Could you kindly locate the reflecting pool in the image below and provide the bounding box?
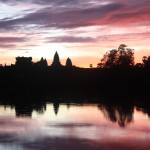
[0,100,150,150]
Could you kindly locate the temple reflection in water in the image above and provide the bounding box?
[0,96,150,128]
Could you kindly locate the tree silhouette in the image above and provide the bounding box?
[134,63,143,69]
[98,44,134,68]
[117,44,134,67]
[101,49,118,68]
[89,64,93,68]
[97,62,104,68]
[142,56,150,68]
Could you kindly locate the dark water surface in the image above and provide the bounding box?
[0,95,150,150]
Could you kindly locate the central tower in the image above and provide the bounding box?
[51,51,62,67]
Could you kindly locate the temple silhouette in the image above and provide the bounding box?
[66,57,72,68]
[0,47,149,94]
[51,51,73,68]
[14,51,73,68]
[51,51,62,67]
[15,57,33,67]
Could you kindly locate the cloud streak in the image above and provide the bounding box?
[0,44,16,48]
[0,37,28,48]
[0,37,27,42]
[46,36,96,43]
[0,3,125,30]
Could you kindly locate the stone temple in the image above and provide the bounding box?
[51,51,62,67]
[51,51,73,68]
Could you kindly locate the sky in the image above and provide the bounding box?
[0,0,150,67]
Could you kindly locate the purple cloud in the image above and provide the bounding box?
[0,37,27,43]
[0,0,150,32]
[0,44,16,48]
[46,36,96,43]
[0,3,125,30]
[0,37,28,48]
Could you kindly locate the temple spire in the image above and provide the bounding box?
[66,57,72,67]
[51,51,62,67]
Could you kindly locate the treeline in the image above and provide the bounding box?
[97,44,150,69]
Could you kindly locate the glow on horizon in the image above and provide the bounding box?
[0,42,149,68]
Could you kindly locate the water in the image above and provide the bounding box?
[0,100,150,150]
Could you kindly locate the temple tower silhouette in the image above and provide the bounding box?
[51,51,62,67]
[66,57,72,67]
[15,57,32,68]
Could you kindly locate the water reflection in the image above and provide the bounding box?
[15,102,46,117]
[53,102,59,115]
[1,99,150,127]
[98,104,134,127]
[0,97,150,149]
